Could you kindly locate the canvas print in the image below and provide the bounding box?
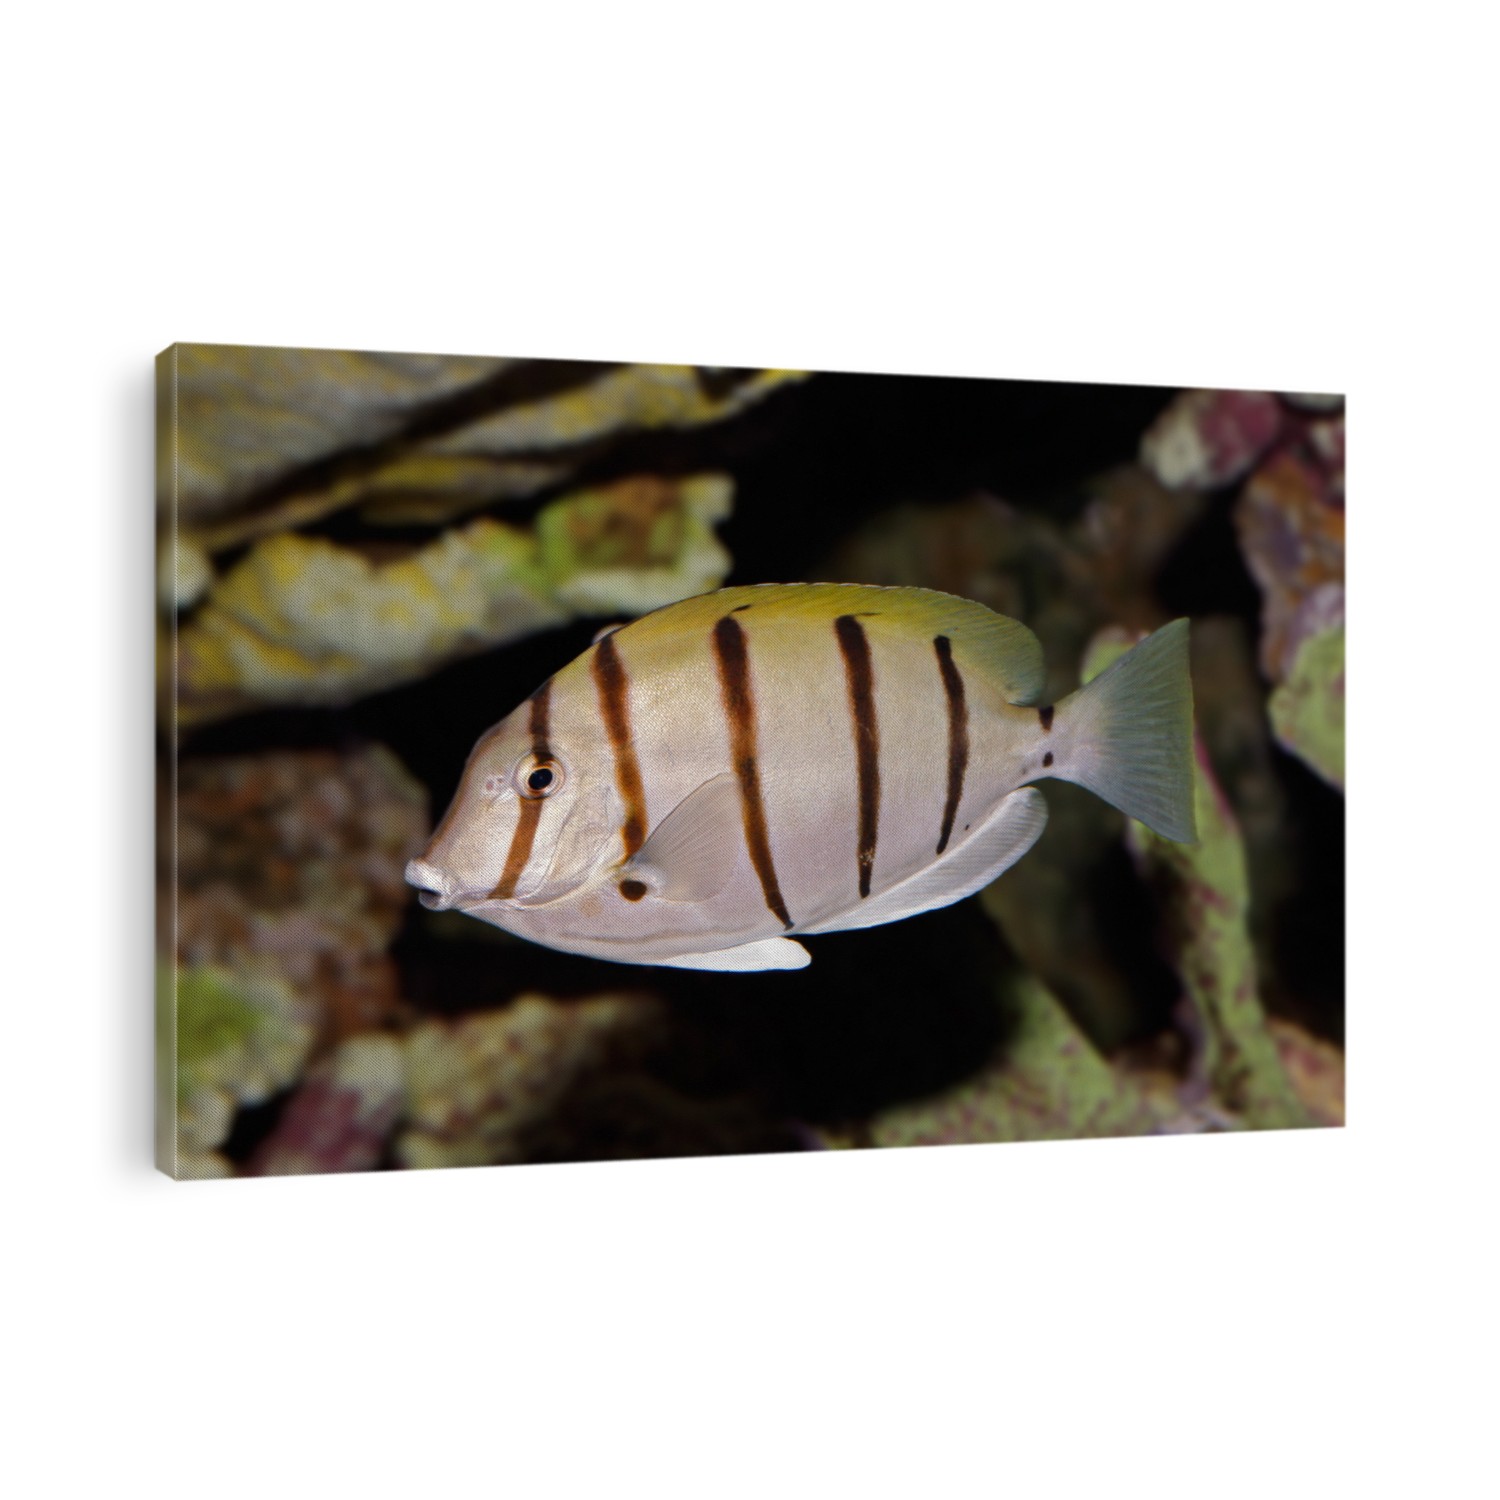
[155,345,1344,1179]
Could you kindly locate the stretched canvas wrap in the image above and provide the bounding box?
[155,344,1345,1180]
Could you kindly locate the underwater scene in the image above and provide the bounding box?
[155,345,1344,1179]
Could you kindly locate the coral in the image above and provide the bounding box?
[159,344,512,527]
[1142,385,1346,790]
[168,473,732,725]
[1185,616,1300,989]
[1268,1019,1345,1126]
[397,994,661,1170]
[169,745,429,1053]
[157,344,805,551]
[1081,631,1313,1131]
[247,1034,407,1176]
[1234,449,1345,682]
[978,784,1142,1052]
[1268,622,1345,790]
[164,963,316,1179]
[862,971,1166,1148]
[1140,389,1285,491]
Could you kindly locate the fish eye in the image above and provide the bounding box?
[514,752,565,800]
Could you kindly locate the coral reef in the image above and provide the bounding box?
[858,972,1166,1148]
[159,345,804,548]
[1140,388,1284,492]
[1268,620,1345,791]
[1140,386,1346,787]
[167,746,429,1049]
[397,995,661,1170]
[156,362,1344,1178]
[168,473,733,725]
[163,963,316,1179]
[1082,630,1311,1130]
[247,1035,406,1177]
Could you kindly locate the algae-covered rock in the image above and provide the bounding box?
[1140,388,1284,491]
[169,745,429,1048]
[158,343,805,550]
[1268,622,1345,790]
[169,472,732,725]
[978,784,1141,1052]
[1268,1019,1345,1126]
[1234,449,1345,683]
[247,1034,407,1177]
[160,344,513,527]
[397,994,661,1170]
[162,963,317,1179]
[1187,616,1300,995]
[1081,630,1314,1131]
[864,972,1167,1148]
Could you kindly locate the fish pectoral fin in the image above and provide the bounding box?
[654,937,812,972]
[622,773,743,903]
[800,786,1050,935]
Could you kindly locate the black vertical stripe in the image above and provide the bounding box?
[592,632,648,858]
[490,680,554,900]
[711,615,793,929]
[934,635,969,856]
[834,614,880,898]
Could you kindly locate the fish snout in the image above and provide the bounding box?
[405,857,460,911]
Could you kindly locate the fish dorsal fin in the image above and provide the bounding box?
[616,582,1046,705]
[622,773,743,903]
[800,786,1050,935]
[655,937,811,972]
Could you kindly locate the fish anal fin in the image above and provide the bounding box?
[801,786,1049,935]
[655,937,811,972]
[623,773,743,903]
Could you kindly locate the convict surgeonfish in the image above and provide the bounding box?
[405,583,1195,972]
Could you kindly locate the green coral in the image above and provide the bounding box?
[162,963,316,1179]
[1082,631,1312,1130]
[868,971,1164,1148]
[1268,623,1344,790]
[398,994,656,1170]
[170,472,734,725]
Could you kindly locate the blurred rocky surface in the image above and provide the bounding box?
[396,994,663,1170]
[1235,450,1345,683]
[157,344,804,548]
[1268,1018,1346,1127]
[159,346,511,524]
[246,1034,407,1177]
[1084,630,1312,1130]
[167,472,733,726]
[1268,620,1345,790]
[1139,385,1346,791]
[165,745,429,1057]
[1187,616,1300,987]
[852,972,1167,1148]
[162,963,316,1180]
[1140,388,1284,491]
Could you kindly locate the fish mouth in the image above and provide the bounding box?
[405,858,477,912]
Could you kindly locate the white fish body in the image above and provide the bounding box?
[405,583,1195,971]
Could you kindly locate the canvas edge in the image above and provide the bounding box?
[154,344,179,1179]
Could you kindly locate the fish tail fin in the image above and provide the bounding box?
[1049,619,1196,842]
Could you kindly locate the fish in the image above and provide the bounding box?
[405,583,1195,972]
